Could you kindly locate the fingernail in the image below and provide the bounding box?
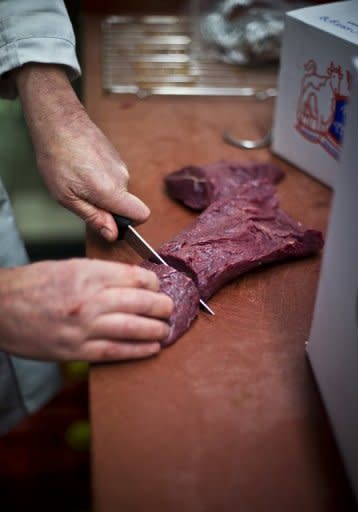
[100,227,113,240]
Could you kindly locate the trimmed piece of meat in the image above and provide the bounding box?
[165,159,284,210]
[141,261,200,347]
[159,181,324,301]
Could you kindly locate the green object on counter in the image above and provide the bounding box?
[65,361,89,380]
[65,420,90,451]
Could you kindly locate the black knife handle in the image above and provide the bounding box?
[112,214,132,240]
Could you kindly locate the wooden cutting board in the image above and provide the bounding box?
[84,13,355,512]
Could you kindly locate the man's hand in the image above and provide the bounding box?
[0,259,173,362]
[13,64,149,241]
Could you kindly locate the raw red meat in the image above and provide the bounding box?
[158,181,324,301]
[139,175,323,348]
[141,261,200,347]
[165,160,284,210]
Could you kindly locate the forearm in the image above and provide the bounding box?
[12,64,86,154]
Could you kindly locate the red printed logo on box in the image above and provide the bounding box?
[296,60,351,159]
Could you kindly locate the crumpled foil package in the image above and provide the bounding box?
[199,0,305,65]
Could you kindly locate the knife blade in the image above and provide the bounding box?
[113,214,215,315]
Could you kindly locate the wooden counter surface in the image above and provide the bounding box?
[83,13,355,512]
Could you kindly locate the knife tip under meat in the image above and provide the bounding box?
[200,299,215,316]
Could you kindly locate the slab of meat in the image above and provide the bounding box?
[158,181,324,301]
[141,261,200,347]
[165,160,284,210]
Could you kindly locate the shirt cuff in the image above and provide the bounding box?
[0,17,81,99]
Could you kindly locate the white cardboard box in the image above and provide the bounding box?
[307,57,358,501]
[272,1,358,188]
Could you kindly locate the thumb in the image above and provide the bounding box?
[71,191,151,241]
[96,188,151,239]
[111,190,151,226]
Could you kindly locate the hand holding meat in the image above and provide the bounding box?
[0,260,173,362]
[13,64,149,241]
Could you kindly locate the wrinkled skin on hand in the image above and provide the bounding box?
[13,64,149,241]
[0,259,173,362]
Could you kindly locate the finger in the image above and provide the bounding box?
[97,190,151,240]
[88,313,170,341]
[86,288,174,319]
[67,196,119,241]
[89,160,150,228]
[79,340,161,362]
[84,181,150,239]
[110,190,151,227]
[89,260,161,292]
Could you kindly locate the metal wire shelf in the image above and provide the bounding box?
[102,15,278,98]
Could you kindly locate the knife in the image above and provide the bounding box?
[113,214,215,315]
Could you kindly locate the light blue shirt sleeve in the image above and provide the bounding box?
[0,0,81,98]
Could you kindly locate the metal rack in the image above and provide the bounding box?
[102,15,278,98]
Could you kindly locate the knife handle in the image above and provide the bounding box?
[112,214,132,240]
